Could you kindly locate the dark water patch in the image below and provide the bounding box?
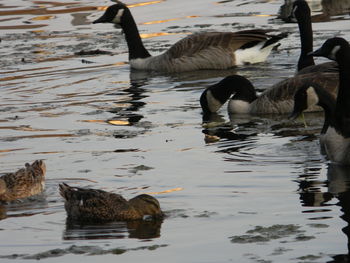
[270,247,293,256]
[230,224,304,244]
[74,49,113,56]
[0,244,168,260]
[295,253,323,261]
[307,223,329,229]
[128,165,154,175]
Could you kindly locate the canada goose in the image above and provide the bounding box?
[291,0,338,74]
[92,2,288,72]
[0,160,46,202]
[200,72,338,116]
[290,37,350,165]
[59,183,163,222]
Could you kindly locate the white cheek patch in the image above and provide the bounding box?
[112,8,125,24]
[292,5,298,17]
[206,90,223,113]
[306,86,319,107]
[330,45,340,60]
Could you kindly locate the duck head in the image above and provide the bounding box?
[128,194,163,219]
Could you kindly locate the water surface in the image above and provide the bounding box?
[1,0,350,262]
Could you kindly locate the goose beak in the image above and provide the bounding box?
[307,47,323,57]
[93,15,109,24]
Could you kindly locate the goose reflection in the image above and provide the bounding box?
[297,164,350,261]
[107,70,149,127]
[63,218,163,240]
[279,0,350,22]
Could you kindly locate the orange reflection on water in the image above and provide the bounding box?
[30,15,55,21]
[79,119,130,126]
[0,148,27,153]
[147,187,183,195]
[140,32,189,39]
[98,0,164,11]
[142,15,198,25]
[127,1,164,8]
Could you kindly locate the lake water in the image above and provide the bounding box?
[1,0,350,262]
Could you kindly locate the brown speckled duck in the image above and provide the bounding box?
[0,160,46,202]
[59,183,163,222]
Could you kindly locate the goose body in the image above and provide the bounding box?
[93,3,288,72]
[291,0,338,75]
[0,160,46,202]
[200,72,338,116]
[59,183,163,222]
[291,37,350,165]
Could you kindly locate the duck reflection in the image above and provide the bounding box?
[63,218,163,240]
[298,164,350,261]
[279,0,350,22]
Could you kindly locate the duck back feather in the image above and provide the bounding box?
[59,183,163,222]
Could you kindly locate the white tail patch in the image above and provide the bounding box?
[306,86,319,108]
[112,8,125,24]
[234,42,273,65]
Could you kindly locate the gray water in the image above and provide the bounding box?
[1,0,350,262]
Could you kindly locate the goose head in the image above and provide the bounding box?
[290,84,321,120]
[93,3,128,26]
[290,0,311,23]
[309,37,350,61]
[200,75,257,115]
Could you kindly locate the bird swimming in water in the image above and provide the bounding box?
[59,183,163,222]
[0,160,46,202]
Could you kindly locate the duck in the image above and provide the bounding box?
[0,160,46,202]
[59,183,163,222]
[290,37,350,165]
[290,0,338,74]
[92,2,288,72]
[200,72,338,116]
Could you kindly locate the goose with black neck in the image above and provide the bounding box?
[93,2,288,72]
[290,0,338,74]
[290,37,350,165]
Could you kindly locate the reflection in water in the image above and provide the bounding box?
[107,71,150,126]
[279,0,350,21]
[64,219,163,240]
[297,165,350,261]
[0,193,48,221]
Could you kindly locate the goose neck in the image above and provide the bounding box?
[121,9,151,60]
[334,47,350,136]
[297,13,314,71]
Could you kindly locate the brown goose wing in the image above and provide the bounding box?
[261,72,339,102]
[165,30,275,59]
